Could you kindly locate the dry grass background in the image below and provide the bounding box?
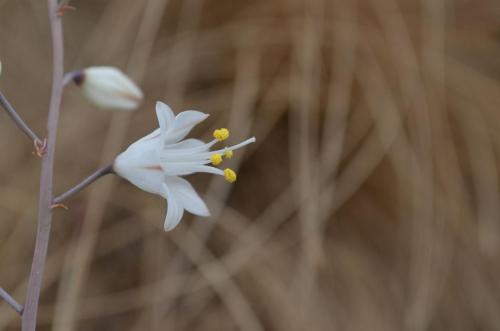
[1,0,500,330]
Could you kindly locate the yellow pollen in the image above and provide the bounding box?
[210,153,223,165]
[213,128,230,141]
[224,148,233,159]
[224,168,237,183]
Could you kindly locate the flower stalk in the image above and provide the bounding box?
[0,92,42,144]
[53,164,114,204]
[0,287,23,315]
[22,1,64,330]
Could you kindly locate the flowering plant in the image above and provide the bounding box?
[0,2,255,328]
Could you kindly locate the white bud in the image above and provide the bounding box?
[75,66,143,111]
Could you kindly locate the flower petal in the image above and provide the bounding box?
[173,110,209,130]
[135,128,161,144]
[165,176,210,217]
[162,182,185,231]
[167,138,206,150]
[114,143,163,196]
[156,102,175,135]
[164,110,209,144]
[161,163,224,177]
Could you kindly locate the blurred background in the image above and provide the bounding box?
[1,0,500,330]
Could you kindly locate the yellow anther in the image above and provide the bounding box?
[210,153,223,166]
[224,168,237,183]
[224,148,233,159]
[213,128,230,142]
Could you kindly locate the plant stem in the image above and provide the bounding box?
[0,92,42,143]
[22,1,64,330]
[0,287,23,315]
[53,164,114,204]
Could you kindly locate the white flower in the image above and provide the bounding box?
[74,66,143,111]
[114,101,256,231]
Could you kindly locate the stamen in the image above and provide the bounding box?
[224,168,237,183]
[224,148,233,159]
[161,140,217,155]
[213,128,229,142]
[210,153,223,165]
[160,137,255,166]
[160,137,256,163]
[209,137,256,155]
[162,164,224,176]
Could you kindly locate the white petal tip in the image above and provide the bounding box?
[163,217,181,232]
[156,101,173,112]
[197,210,211,218]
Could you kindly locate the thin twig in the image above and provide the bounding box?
[0,287,23,315]
[0,92,42,143]
[53,164,114,204]
[22,1,64,330]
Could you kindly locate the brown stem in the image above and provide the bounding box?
[22,1,64,330]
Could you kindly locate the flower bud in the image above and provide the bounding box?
[74,66,143,111]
